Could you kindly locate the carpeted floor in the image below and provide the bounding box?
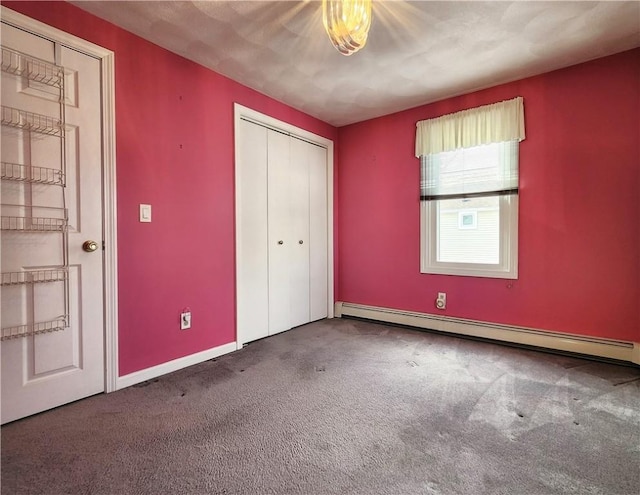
[2,318,639,494]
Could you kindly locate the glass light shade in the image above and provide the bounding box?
[322,0,372,56]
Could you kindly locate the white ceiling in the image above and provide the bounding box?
[72,1,640,127]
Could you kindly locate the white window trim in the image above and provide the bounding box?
[421,195,518,279]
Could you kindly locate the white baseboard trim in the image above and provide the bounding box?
[116,341,238,390]
[336,302,639,365]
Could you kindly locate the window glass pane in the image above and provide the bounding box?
[437,196,499,264]
[421,141,518,198]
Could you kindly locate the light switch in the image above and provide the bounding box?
[140,204,152,223]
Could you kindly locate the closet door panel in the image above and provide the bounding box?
[309,144,329,321]
[267,130,291,335]
[289,138,311,328]
[237,120,269,344]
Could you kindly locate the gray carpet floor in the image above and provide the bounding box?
[1,318,639,495]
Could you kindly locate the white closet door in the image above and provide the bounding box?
[236,120,269,343]
[289,137,311,328]
[236,109,331,346]
[309,143,329,321]
[267,130,291,335]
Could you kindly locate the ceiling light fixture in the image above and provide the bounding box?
[322,0,372,56]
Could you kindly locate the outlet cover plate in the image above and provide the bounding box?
[180,311,191,330]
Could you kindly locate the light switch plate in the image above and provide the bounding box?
[139,204,152,223]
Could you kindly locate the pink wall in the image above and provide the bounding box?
[337,49,639,342]
[4,1,638,372]
[3,1,338,375]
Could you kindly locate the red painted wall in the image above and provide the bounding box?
[337,49,639,342]
[3,1,338,375]
[4,1,638,372]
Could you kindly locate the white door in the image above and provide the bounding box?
[289,137,311,328]
[308,143,328,322]
[267,129,292,335]
[268,133,328,331]
[1,23,104,424]
[236,119,269,343]
[235,113,331,346]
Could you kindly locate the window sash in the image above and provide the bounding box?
[421,195,518,279]
[420,140,519,201]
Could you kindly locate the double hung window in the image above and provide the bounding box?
[415,97,525,278]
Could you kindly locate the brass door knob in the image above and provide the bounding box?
[82,240,99,252]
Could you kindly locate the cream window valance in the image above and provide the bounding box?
[415,97,525,157]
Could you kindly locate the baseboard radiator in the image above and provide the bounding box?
[335,302,640,365]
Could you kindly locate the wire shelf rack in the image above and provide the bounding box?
[0,268,68,286]
[1,215,67,232]
[1,315,68,341]
[0,46,63,89]
[1,161,65,186]
[1,43,70,346]
[1,106,64,137]
[0,205,68,232]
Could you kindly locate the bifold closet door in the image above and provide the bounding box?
[237,118,329,346]
[309,143,329,321]
[267,129,292,335]
[289,137,311,328]
[236,120,269,343]
[268,133,328,332]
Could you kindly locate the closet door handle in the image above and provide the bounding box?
[298,240,304,244]
[278,240,284,245]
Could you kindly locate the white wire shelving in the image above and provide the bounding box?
[1,316,68,341]
[0,205,68,232]
[1,105,64,137]
[1,44,70,339]
[0,268,68,286]
[0,46,63,89]
[1,161,65,186]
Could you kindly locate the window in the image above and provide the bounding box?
[458,210,478,230]
[415,97,525,279]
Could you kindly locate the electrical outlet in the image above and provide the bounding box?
[180,311,191,330]
[436,292,446,310]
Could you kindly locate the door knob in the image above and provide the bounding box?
[82,240,99,252]
[278,240,284,245]
[299,240,304,244]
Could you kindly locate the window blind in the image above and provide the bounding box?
[420,140,518,201]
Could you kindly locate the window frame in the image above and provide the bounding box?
[420,193,518,279]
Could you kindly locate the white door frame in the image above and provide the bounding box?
[1,6,119,393]
[234,103,334,348]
